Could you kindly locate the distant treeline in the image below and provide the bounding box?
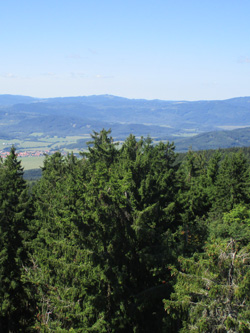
[1,130,250,332]
[176,145,250,163]
[23,168,42,180]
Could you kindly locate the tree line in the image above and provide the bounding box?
[0,129,250,332]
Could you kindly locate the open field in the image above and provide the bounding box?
[0,134,91,152]
[0,134,93,171]
[19,156,45,170]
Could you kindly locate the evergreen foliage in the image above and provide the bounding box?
[1,133,250,331]
[0,147,32,331]
[164,238,250,332]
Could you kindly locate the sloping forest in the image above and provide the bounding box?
[1,129,250,332]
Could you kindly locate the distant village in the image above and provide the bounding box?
[0,149,67,159]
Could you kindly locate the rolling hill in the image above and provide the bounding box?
[174,127,250,151]
[1,94,250,151]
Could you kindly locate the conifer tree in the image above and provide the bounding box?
[79,132,183,332]
[164,239,250,332]
[214,151,250,211]
[0,146,31,331]
[23,152,94,331]
[177,150,210,255]
[82,128,119,166]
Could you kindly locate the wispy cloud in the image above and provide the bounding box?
[88,48,98,55]
[70,72,87,78]
[1,73,18,78]
[66,49,98,59]
[66,53,84,59]
[95,74,114,79]
[42,72,57,77]
[238,56,250,64]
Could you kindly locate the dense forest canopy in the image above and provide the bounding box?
[0,129,250,332]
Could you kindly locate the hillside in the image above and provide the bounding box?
[175,126,250,151]
[1,94,250,151]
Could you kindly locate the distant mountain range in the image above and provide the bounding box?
[1,94,250,151]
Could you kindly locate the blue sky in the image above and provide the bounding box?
[1,0,250,100]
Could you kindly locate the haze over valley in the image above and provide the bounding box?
[1,94,250,157]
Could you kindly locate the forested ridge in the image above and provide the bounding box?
[1,129,250,332]
[3,94,250,152]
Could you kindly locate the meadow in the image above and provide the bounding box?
[0,134,91,170]
[0,134,91,152]
[19,156,45,170]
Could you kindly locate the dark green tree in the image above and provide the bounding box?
[214,151,250,211]
[0,147,32,331]
[177,150,210,255]
[164,239,250,332]
[78,132,183,332]
[82,128,119,166]
[23,152,94,331]
[164,203,250,332]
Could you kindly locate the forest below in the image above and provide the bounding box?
[1,129,250,332]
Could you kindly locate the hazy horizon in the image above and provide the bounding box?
[1,92,250,103]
